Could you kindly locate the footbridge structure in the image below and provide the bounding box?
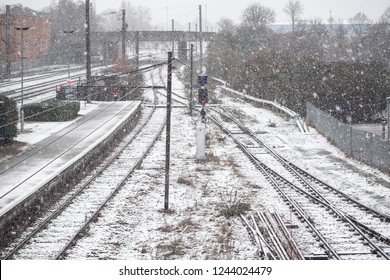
[91,30,216,62]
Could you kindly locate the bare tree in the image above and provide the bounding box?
[242,3,275,31]
[283,0,304,32]
[349,12,372,38]
[379,6,390,23]
[217,18,236,33]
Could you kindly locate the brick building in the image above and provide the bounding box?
[0,14,51,62]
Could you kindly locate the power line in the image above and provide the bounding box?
[0,62,168,130]
[0,62,168,176]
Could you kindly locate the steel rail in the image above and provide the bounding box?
[55,113,166,259]
[2,69,164,259]
[209,114,342,260]
[219,107,390,222]
[210,108,390,260]
[2,104,157,260]
[215,107,390,251]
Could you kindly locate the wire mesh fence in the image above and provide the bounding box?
[306,102,390,172]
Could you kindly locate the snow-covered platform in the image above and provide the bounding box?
[0,101,141,232]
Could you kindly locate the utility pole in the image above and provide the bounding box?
[190,44,194,116]
[63,30,75,83]
[199,5,203,72]
[195,23,198,55]
[164,51,173,210]
[171,19,175,54]
[188,22,191,51]
[135,31,140,70]
[15,26,30,132]
[205,4,208,32]
[387,97,390,141]
[5,5,11,78]
[121,9,126,61]
[85,0,91,86]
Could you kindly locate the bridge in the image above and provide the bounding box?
[91,30,216,44]
[91,30,216,62]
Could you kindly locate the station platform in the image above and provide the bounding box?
[0,101,141,228]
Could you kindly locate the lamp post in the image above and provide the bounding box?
[15,26,30,133]
[102,10,127,63]
[63,30,76,84]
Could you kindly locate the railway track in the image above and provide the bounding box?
[154,65,189,106]
[209,107,390,260]
[0,65,85,88]
[241,210,305,260]
[1,66,109,103]
[0,63,169,259]
[1,102,166,259]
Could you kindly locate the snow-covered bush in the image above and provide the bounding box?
[0,95,18,143]
[24,99,80,122]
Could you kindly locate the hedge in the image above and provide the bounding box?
[24,99,80,122]
[0,95,18,143]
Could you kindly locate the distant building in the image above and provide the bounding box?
[0,14,51,62]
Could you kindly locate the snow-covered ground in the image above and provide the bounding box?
[3,71,389,260]
[15,101,98,146]
[62,75,389,259]
[0,102,99,165]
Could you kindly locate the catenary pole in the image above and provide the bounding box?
[121,9,126,61]
[199,5,203,72]
[190,44,194,116]
[85,0,92,103]
[5,5,11,78]
[164,51,173,209]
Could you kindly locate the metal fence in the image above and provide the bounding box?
[306,102,390,172]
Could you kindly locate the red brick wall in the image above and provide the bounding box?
[0,15,51,62]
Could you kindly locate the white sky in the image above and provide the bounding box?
[2,0,390,26]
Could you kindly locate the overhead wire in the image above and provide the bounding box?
[0,63,144,118]
[0,60,170,176]
[0,62,167,129]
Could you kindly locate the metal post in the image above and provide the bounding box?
[166,7,169,31]
[171,19,174,54]
[188,22,191,51]
[195,24,198,55]
[5,5,11,78]
[121,9,126,61]
[387,97,390,141]
[67,34,71,83]
[164,51,173,210]
[199,5,203,72]
[63,31,75,83]
[85,0,92,84]
[135,31,140,70]
[20,29,25,132]
[196,122,206,160]
[205,4,208,32]
[190,44,194,116]
[16,26,30,132]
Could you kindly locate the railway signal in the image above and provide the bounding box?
[200,107,206,118]
[196,73,207,160]
[198,74,208,119]
[198,74,208,86]
[198,88,208,105]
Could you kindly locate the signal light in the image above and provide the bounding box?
[198,88,208,105]
[200,107,206,118]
